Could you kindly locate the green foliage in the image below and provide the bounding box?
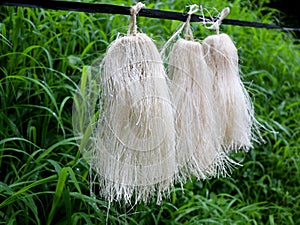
[1,0,299,224]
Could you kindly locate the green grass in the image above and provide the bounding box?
[1,0,300,224]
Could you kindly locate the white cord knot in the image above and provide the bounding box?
[210,7,230,34]
[128,2,145,36]
[130,2,145,16]
[184,4,199,40]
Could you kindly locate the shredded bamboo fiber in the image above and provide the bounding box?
[202,33,255,152]
[72,2,177,205]
[93,31,177,203]
[72,4,260,206]
[168,38,234,179]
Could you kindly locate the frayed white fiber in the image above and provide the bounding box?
[93,32,177,204]
[168,38,236,180]
[163,5,239,181]
[203,33,255,152]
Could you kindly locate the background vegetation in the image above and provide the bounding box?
[1,0,299,224]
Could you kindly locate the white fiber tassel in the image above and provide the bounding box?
[169,39,228,179]
[92,3,176,204]
[202,32,255,152]
[166,5,234,180]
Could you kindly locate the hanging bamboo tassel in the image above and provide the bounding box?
[165,5,233,180]
[202,8,255,152]
[92,2,177,204]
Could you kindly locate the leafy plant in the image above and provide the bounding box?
[1,0,299,224]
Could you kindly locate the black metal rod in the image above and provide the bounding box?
[1,0,300,32]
